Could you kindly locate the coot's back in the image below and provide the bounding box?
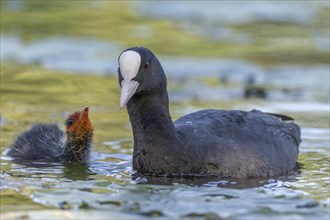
[174,109,301,178]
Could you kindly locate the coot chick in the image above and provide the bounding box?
[7,107,93,164]
[117,47,301,178]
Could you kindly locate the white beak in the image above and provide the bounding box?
[120,79,140,109]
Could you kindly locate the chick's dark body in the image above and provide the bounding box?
[7,107,93,165]
[7,124,64,162]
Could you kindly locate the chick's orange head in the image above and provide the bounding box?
[65,107,93,134]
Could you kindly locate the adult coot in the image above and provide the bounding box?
[6,107,93,164]
[118,47,301,178]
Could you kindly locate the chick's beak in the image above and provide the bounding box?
[120,79,140,109]
[80,106,89,119]
[78,106,93,130]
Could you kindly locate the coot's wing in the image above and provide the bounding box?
[174,109,300,146]
[173,109,300,177]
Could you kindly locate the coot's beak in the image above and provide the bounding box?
[120,79,140,109]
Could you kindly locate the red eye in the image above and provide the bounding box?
[143,62,149,69]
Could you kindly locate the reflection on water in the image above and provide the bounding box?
[62,165,91,181]
[2,166,328,219]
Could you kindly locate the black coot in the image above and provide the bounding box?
[117,47,301,178]
[6,107,93,164]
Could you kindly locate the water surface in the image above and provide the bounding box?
[1,66,329,219]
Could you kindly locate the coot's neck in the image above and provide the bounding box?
[128,88,178,138]
[60,132,93,164]
[126,89,186,175]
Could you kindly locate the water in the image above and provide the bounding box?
[0,35,120,75]
[135,1,330,51]
[1,126,330,219]
[1,1,329,219]
[1,35,329,105]
[135,1,323,24]
[1,139,330,219]
[1,77,329,219]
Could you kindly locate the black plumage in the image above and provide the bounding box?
[118,47,301,178]
[6,107,93,165]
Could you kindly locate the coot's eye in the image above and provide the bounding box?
[66,119,74,126]
[143,62,149,69]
